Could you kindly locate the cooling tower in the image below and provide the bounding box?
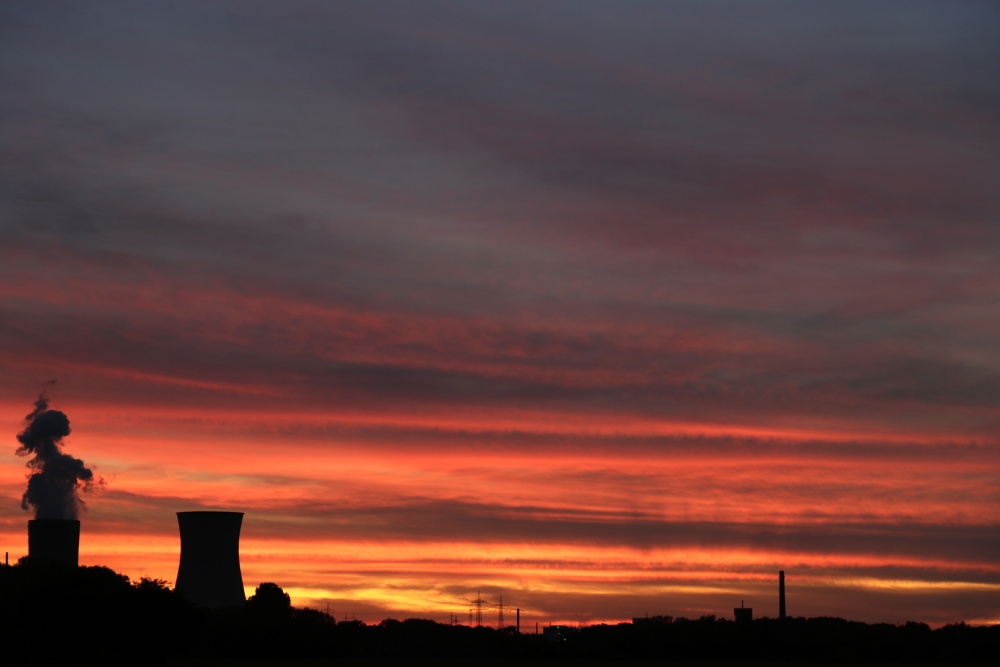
[28,519,80,566]
[175,511,246,609]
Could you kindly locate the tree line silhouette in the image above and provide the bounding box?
[1,558,994,665]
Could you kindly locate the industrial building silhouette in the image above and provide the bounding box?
[732,571,787,623]
[175,511,246,609]
[27,518,80,566]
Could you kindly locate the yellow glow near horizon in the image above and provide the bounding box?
[829,578,1000,593]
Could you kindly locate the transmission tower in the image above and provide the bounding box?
[497,595,505,630]
[469,590,488,627]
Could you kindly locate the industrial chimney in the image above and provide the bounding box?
[779,570,786,620]
[175,511,246,609]
[27,519,80,566]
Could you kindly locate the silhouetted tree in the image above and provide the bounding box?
[240,582,296,656]
[247,581,292,618]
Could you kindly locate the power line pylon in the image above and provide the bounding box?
[470,590,488,627]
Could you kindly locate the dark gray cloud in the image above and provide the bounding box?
[229,494,997,566]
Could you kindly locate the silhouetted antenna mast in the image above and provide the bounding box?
[497,595,505,630]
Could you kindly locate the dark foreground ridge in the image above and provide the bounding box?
[1,559,995,666]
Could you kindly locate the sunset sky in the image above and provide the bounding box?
[1,1,998,627]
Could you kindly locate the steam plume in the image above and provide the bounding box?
[15,385,102,519]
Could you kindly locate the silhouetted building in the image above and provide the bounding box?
[28,519,79,566]
[734,600,752,624]
[175,511,245,609]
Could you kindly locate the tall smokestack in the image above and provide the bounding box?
[28,519,80,566]
[779,570,786,620]
[175,511,246,609]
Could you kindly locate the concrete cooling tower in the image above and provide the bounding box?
[28,519,80,566]
[175,511,246,609]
